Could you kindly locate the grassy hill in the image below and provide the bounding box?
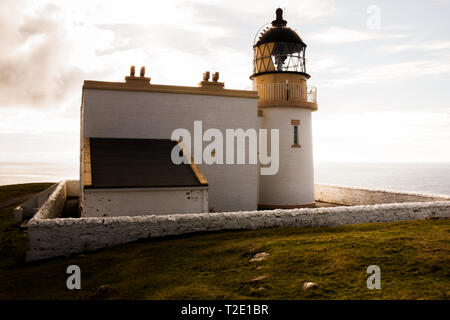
[0,183,448,299]
[0,182,54,204]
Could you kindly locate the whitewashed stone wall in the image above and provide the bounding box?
[66,180,79,197]
[14,180,79,223]
[26,199,450,261]
[315,184,450,205]
[13,183,58,223]
[32,181,67,220]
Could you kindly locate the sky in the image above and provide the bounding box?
[1,0,450,182]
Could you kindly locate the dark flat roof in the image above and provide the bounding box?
[88,138,206,189]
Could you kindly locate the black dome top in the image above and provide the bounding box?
[255,9,305,47]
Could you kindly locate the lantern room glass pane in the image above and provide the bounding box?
[253,42,306,74]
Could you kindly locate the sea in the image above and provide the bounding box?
[1,161,450,196]
[0,162,78,187]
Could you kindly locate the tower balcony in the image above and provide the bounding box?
[255,83,318,111]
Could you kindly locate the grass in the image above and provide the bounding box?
[0,183,449,300]
[0,183,54,269]
[0,182,54,203]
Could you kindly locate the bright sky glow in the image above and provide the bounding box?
[1,0,450,173]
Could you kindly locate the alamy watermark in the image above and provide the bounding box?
[64,264,381,291]
[171,121,280,175]
[366,5,381,30]
[66,265,81,290]
[366,265,381,289]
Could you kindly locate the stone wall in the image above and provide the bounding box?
[15,180,79,223]
[315,184,450,206]
[13,183,58,223]
[26,198,450,261]
[32,181,67,220]
[66,180,79,197]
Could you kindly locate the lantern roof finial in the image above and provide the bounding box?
[272,8,287,27]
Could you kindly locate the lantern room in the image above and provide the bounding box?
[251,8,317,112]
[251,8,309,78]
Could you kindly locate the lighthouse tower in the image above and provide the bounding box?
[252,8,318,209]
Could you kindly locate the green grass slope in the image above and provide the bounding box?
[0,183,54,269]
[0,182,54,204]
[0,183,448,300]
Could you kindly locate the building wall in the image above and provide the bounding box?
[83,187,208,217]
[259,107,315,206]
[82,89,259,212]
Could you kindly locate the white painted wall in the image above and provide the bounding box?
[33,181,67,220]
[66,180,79,197]
[82,89,259,212]
[83,187,208,217]
[13,183,58,223]
[26,199,450,261]
[26,183,450,261]
[315,184,450,205]
[83,90,258,140]
[259,107,314,206]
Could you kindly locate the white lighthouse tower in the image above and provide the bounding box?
[252,8,318,209]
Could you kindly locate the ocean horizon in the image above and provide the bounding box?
[1,161,450,196]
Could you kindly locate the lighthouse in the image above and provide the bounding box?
[252,8,318,209]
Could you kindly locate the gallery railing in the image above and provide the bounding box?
[254,83,317,107]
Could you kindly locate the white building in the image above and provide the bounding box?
[79,8,318,217]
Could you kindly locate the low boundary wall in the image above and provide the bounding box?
[15,180,79,223]
[26,191,450,261]
[13,183,58,223]
[315,184,450,205]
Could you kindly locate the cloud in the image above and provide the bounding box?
[382,40,450,53]
[0,0,255,110]
[309,57,339,72]
[0,107,79,165]
[296,0,336,20]
[1,0,449,169]
[322,59,450,87]
[431,0,450,4]
[310,27,377,43]
[313,111,450,162]
[309,24,413,45]
[0,1,89,109]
